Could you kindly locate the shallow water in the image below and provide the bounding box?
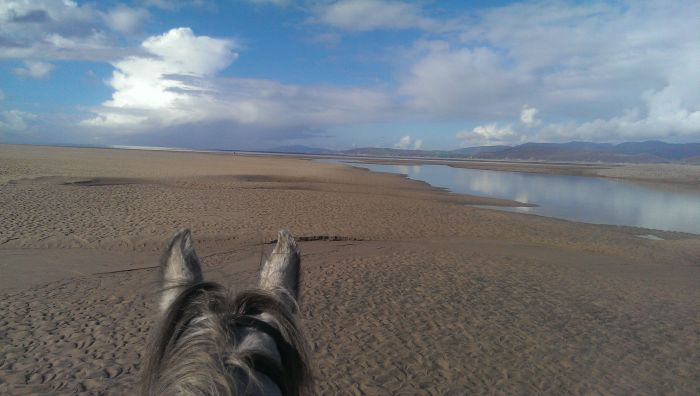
[328,160,700,234]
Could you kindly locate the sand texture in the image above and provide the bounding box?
[1,144,699,394]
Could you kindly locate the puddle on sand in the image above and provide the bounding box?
[636,234,664,241]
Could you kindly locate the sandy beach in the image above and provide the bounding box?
[1,144,699,394]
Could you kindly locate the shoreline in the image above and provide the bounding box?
[317,156,700,190]
[6,143,700,190]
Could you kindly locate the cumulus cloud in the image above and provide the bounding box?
[5,0,700,148]
[537,103,700,143]
[394,135,411,149]
[400,0,700,143]
[314,0,437,31]
[456,124,517,146]
[83,27,394,144]
[531,54,700,143]
[520,105,539,127]
[399,43,528,118]
[103,6,149,35]
[12,60,55,79]
[393,135,423,150]
[84,28,238,129]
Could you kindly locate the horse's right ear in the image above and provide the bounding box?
[259,230,300,308]
[159,229,203,313]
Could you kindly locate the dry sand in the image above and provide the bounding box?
[1,144,699,394]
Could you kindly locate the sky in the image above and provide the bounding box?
[0,0,699,151]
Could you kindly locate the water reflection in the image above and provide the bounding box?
[333,161,700,234]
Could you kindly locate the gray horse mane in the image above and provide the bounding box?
[142,283,312,395]
[142,229,312,396]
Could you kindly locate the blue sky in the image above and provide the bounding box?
[1,0,699,150]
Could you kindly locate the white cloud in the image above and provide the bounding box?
[393,135,423,150]
[400,0,700,143]
[0,110,37,132]
[84,28,238,128]
[314,0,437,31]
[5,0,700,147]
[83,28,393,140]
[103,6,149,35]
[456,124,517,146]
[531,48,700,143]
[399,44,528,118]
[395,135,412,149]
[1,0,98,44]
[0,0,142,61]
[537,102,700,143]
[141,27,236,75]
[12,60,55,79]
[0,89,5,101]
[520,105,539,127]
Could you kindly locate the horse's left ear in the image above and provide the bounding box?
[159,229,203,313]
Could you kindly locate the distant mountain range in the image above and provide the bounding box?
[270,141,700,164]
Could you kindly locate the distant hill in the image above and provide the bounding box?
[333,146,515,158]
[614,141,700,160]
[265,141,700,164]
[269,145,336,154]
[450,145,512,156]
[342,147,455,158]
[475,141,700,163]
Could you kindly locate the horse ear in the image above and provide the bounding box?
[260,230,300,302]
[159,229,203,313]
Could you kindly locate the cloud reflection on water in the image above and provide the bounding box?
[377,163,700,234]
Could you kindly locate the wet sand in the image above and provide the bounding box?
[1,144,699,394]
